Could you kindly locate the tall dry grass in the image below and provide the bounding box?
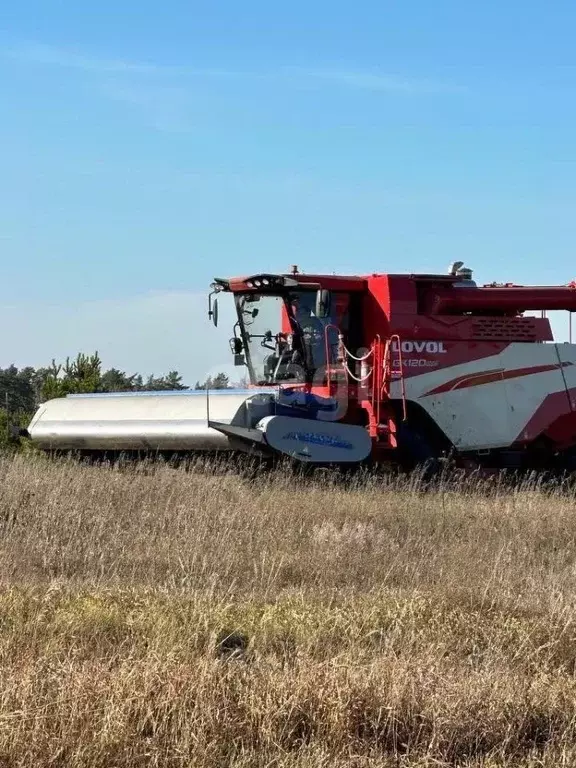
[1,454,576,765]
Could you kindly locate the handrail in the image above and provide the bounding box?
[384,334,407,421]
[372,335,381,427]
[340,343,373,362]
[319,328,407,430]
[343,362,373,383]
[324,325,374,382]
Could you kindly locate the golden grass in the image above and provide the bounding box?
[1,454,576,766]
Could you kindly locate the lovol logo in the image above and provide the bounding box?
[391,340,447,354]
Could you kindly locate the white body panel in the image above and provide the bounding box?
[392,342,576,451]
[28,390,273,451]
[258,415,373,463]
[554,345,576,408]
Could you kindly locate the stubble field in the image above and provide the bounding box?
[1,454,576,766]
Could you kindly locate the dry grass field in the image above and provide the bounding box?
[1,454,576,766]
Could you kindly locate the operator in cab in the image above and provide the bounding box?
[291,296,327,370]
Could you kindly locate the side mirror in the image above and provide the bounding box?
[230,338,245,366]
[209,297,219,327]
[230,337,243,354]
[315,289,331,319]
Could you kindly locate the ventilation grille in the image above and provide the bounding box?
[471,317,541,340]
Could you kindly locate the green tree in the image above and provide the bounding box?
[163,371,187,390]
[100,368,142,392]
[41,352,102,400]
[31,367,52,403]
[194,372,231,390]
[0,365,40,453]
[145,371,187,391]
[0,365,37,412]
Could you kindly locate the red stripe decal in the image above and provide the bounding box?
[424,362,572,397]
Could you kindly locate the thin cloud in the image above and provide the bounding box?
[3,41,248,80]
[283,66,465,94]
[4,41,463,94]
[5,41,163,74]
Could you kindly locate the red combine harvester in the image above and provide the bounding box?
[27,263,576,473]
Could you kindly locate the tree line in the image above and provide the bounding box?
[0,352,235,416]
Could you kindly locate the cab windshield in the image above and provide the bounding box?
[235,291,329,385]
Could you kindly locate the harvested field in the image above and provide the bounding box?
[1,454,576,766]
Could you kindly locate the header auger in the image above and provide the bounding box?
[26,263,576,474]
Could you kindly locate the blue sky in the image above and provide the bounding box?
[1,1,576,382]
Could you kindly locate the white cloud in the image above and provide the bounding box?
[2,40,464,133]
[0,291,239,387]
[4,41,163,74]
[281,67,465,94]
[4,40,462,94]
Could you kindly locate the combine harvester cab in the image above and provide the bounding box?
[27,263,576,473]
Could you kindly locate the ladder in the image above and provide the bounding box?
[323,327,407,448]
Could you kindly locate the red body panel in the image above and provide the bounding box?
[225,267,576,467]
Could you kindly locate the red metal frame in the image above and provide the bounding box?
[224,269,576,456]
